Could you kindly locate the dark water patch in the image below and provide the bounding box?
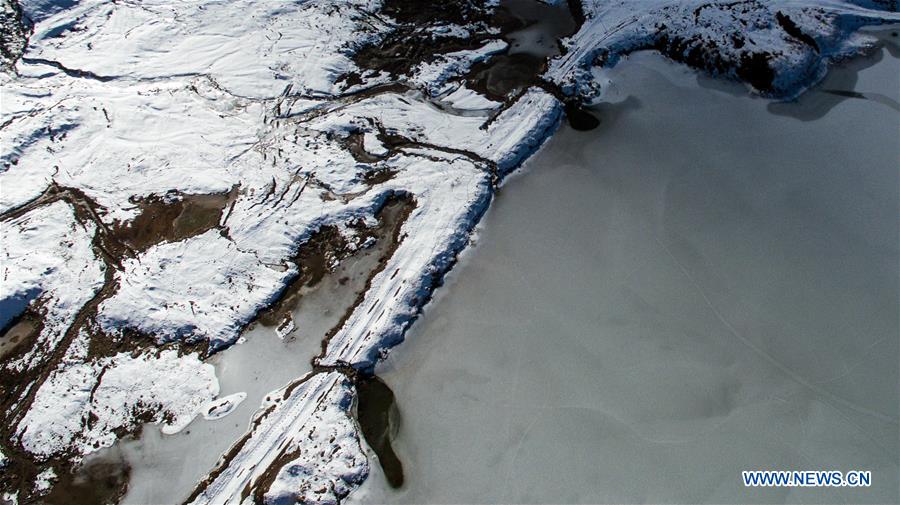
[467,0,578,102]
[468,53,545,101]
[564,102,599,130]
[498,0,577,58]
[355,375,403,488]
[586,96,642,132]
[42,449,130,505]
[114,187,238,253]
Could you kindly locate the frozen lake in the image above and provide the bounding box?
[355,43,900,504]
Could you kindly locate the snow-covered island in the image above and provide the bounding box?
[1,0,897,502]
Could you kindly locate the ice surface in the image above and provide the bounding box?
[359,50,900,504]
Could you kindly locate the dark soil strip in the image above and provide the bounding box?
[20,57,117,82]
[776,11,820,52]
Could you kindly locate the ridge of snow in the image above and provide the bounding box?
[187,371,366,505]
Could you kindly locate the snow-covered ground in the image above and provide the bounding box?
[549,0,900,99]
[1,0,896,501]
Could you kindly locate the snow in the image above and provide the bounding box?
[547,0,900,99]
[187,371,366,505]
[97,230,293,349]
[362,131,389,156]
[201,392,247,422]
[441,85,503,111]
[21,0,385,99]
[32,468,55,494]
[17,349,218,459]
[0,201,105,370]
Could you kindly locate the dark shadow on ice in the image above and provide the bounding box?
[586,96,642,133]
[819,88,900,112]
[768,30,899,121]
[355,375,404,488]
[564,102,600,131]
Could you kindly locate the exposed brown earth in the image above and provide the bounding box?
[0,183,238,503]
[113,187,239,254]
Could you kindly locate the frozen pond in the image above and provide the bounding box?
[356,44,899,504]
